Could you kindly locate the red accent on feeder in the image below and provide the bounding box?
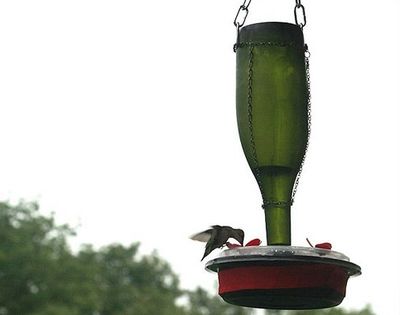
[206,246,361,309]
[315,242,332,250]
[306,238,333,250]
[226,242,241,249]
[226,238,261,249]
[245,238,261,246]
[218,264,347,295]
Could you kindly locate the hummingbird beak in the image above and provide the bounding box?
[234,229,245,246]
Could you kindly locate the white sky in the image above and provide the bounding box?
[0,1,399,314]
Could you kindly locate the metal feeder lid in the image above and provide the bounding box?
[206,246,361,276]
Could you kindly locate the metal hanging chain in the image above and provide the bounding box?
[233,0,307,52]
[294,0,307,29]
[234,0,252,28]
[233,0,253,52]
[291,44,312,203]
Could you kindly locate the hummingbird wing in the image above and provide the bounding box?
[190,228,214,243]
[201,227,223,261]
[190,226,225,261]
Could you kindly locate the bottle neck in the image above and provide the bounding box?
[263,203,291,245]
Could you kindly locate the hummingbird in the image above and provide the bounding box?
[190,225,245,261]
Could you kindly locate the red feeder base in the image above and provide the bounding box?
[206,246,361,310]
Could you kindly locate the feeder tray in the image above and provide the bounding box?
[206,246,361,310]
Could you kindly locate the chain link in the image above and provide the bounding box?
[246,45,267,204]
[294,0,307,29]
[234,0,252,28]
[233,0,307,52]
[291,44,312,203]
[233,0,252,51]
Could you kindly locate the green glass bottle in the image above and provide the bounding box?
[236,22,309,245]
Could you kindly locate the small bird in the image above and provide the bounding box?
[190,225,245,261]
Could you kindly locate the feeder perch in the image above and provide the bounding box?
[205,8,361,310]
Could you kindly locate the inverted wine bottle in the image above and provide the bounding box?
[236,22,309,245]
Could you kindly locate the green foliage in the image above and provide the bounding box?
[184,287,250,315]
[0,201,249,315]
[0,201,75,315]
[0,201,373,315]
[265,305,375,315]
[296,304,376,315]
[77,244,184,315]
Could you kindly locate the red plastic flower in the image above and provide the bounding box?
[306,238,332,250]
[226,238,261,249]
[315,242,332,250]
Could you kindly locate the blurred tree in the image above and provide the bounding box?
[296,305,375,314]
[78,243,186,315]
[184,287,250,315]
[0,201,250,315]
[0,201,374,315]
[265,304,375,315]
[0,201,78,314]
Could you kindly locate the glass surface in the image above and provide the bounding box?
[236,22,308,245]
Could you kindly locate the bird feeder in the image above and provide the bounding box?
[205,1,361,310]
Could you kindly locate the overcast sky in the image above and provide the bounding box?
[1,1,399,314]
